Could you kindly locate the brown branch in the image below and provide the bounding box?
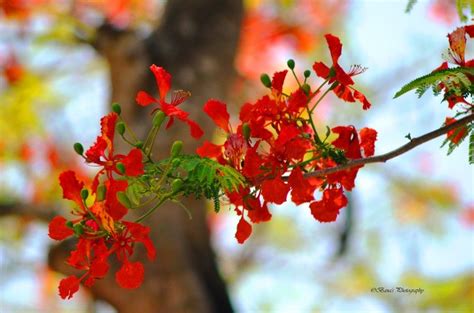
[304,113,474,178]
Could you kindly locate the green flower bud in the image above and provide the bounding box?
[171,178,184,193]
[170,140,183,157]
[80,188,89,200]
[287,59,295,70]
[96,184,106,201]
[242,123,251,140]
[112,103,121,115]
[302,83,311,95]
[304,70,311,78]
[73,143,84,156]
[117,191,132,208]
[66,221,74,229]
[153,110,167,128]
[73,223,84,236]
[116,122,126,136]
[260,73,272,88]
[116,162,125,174]
[134,141,144,149]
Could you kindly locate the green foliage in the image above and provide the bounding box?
[134,155,245,213]
[406,0,473,21]
[393,67,474,99]
[456,0,474,22]
[405,0,418,13]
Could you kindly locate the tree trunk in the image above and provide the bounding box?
[49,1,243,312]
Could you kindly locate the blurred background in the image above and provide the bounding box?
[0,0,473,312]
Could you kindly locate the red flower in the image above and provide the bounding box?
[136,65,203,139]
[198,100,248,169]
[85,113,144,191]
[313,34,371,109]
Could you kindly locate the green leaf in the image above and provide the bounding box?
[405,0,418,13]
[393,67,474,99]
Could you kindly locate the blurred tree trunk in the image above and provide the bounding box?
[49,0,243,312]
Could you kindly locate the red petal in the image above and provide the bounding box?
[150,65,171,100]
[261,177,290,205]
[59,171,85,206]
[247,199,272,223]
[353,89,371,110]
[136,91,157,107]
[196,141,222,158]
[105,179,129,220]
[465,25,474,38]
[271,70,288,93]
[123,221,156,261]
[203,99,230,132]
[334,64,354,86]
[89,258,109,278]
[331,126,361,159]
[288,167,314,205]
[445,117,469,144]
[186,119,204,139]
[58,275,80,300]
[242,145,262,178]
[359,128,377,157]
[100,112,118,145]
[312,61,330,79]
[325,34,342,64]
[121,148,144,176]
[275,125,300,147]
[48,216,74,240]
[85,136,107,164]
[116,261,144,289]
[235,217,252,244]
[161,102,189,120]
[333,84,355,102]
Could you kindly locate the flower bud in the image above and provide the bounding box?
[170,140,183,157]
[171,178,183,193]
[73,223,84,236]
[73,143,84,156]
[116,122,126,136]
[112,103,121,115]
[302,83,311,95]
[134,141,144,149]
[96,184,106,201]
[304,70,311,78]
[153,110,166,128]
[66,221,74,229]
[260,73,272,88]
[287,59,295,70]
[80,188,89,200]
[116,162,125,174]
[117,191,132,208]
[242,123,251,140]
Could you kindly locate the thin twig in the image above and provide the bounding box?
[304,113,474,178]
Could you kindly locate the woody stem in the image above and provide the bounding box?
[303,113,474,178]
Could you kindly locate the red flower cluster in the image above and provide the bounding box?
[50,35,378,299]
[433,25,474,144]
[198,34,377,243]
[49,120,153,298]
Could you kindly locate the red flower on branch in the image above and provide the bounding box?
[136,65,203,139]
[85,113,144,191]
[313,34,371,109]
